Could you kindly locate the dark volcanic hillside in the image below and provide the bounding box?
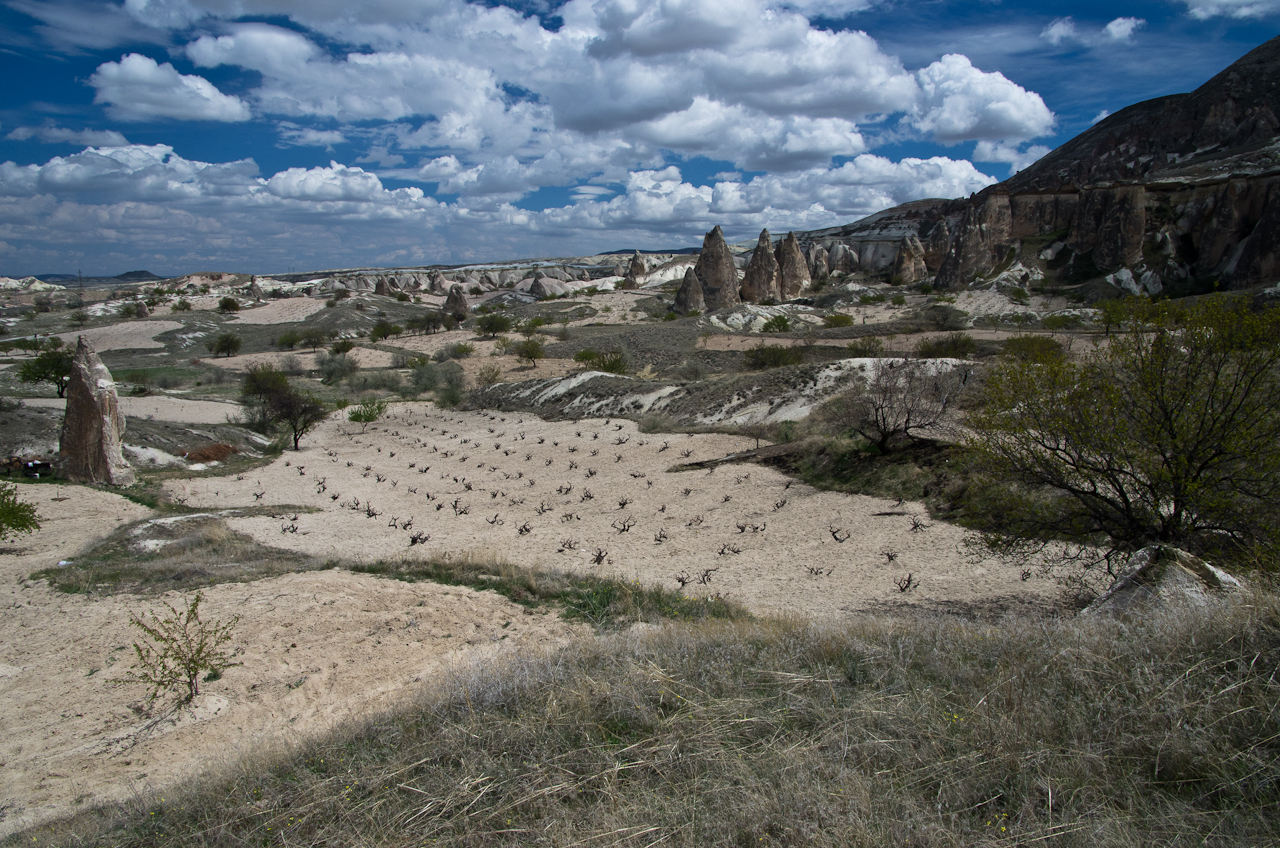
[795,35,1280,297]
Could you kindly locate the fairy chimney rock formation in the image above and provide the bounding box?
[58,336,134,486]
[775,232,811,299]
[694,225,740,310]
[444,284,469,319]
[673,267,706,314]
[628,251,647,279]
[740,229,782,302]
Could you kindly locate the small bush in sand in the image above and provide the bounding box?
[121,591,240,706]
[348,398,389,433]
[846,337,884,357]
[761,315,790,333]
[475,362,503,387]
[217,297,239,314]
[823,312,853,328]
[0,482,40,542]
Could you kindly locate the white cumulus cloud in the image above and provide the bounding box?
[973,140,1051,175]
[1041,15,1147,46]
[912,54,1055,142]
[89,54,252,122]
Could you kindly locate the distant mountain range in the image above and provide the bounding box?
[32,270,163,285]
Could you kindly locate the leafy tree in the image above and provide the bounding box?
[348,398,389,433]
[514,337,545,366]
[269,388,329,450]
[817,359,971,452]
[476,313,512,337]
[206,332,242,358]
[301,328,328,350]
[969,296,1280,567]
[275,329,302,350]
[330,338,355,355]
[18,346,74,397]
[218,297,240,313]
[0,482,40,542]
[240,364,290,432]
[370,319,403,342]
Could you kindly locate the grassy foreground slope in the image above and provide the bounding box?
[22,592,1280,847]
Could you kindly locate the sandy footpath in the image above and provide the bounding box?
[227,299,327,325]
[0,484,581,838]
[168,403,1057,620]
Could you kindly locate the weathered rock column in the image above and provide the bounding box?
[58,336,135,486]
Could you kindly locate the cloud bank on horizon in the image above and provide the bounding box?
[0,0,1274,274]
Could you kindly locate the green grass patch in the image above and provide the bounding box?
[350,556,746,628]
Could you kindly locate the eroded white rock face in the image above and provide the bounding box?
[58,336,135,486]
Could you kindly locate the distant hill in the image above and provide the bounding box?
[596,247,701,256]
[31,270,164,285]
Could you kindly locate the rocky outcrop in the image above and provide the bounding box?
[58,337,134,486]
[890,235,928,284]
[809,246,829,280]
[628,252,646,279]
[775,232,810,299]
[1083,546,1242,616]
[134,301,149,318]
[739,229,782,303]
[694,225,740,310]
[673,267,706,314]
[828,242,858,275]
[936,193,1012,289]
[444,284,469,319]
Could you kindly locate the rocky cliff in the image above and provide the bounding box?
[792,35,1280,297]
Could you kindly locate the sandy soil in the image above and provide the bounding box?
[227,299,327,325]
[167,403,1057,620]
[0,484,581,838]
[2,392,1059,837]
[21,395,242,425]
[54,321,183,351]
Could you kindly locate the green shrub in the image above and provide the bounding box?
[396,292,410,302]
[121,591,240,705]
[915,332,977,359]
[205,332,242,358]
[317,352,359,384]
[1002,334,1065,362]
[761,315,790,333]
[347,370,402,393]
[330,339,355,355]
[475,362,503,387]
[513,337,546,366]
[0,482,40,542]
[846,337,885,357]
[891,294,906,306]
[823,313,853,328]
[858,293,885,305]
[275,329,302,350]
[743,343,803,369]
[348,398,389,432]
[476,314,513,337]
[171,299,192,312]
[217,297,239,313]
[675,359,707,381]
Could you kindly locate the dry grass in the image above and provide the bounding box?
[31,511,325,595]
[22,591,1280,846]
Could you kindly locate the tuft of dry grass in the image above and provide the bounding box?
[22,591,1280,847]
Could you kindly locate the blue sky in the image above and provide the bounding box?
[0,0,1275,276]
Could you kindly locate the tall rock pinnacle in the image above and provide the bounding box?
[58,336,134,486]
[694,225,740,311]
[775,232,811,299]
[740,229,782,303]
